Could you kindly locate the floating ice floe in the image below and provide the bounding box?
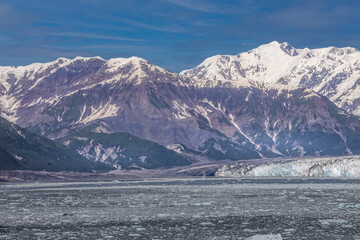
[246,234,282,240]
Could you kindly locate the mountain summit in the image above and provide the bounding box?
[181,42,360,116]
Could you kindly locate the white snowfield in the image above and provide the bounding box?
[215,155,360,178]
[181,41,360,115]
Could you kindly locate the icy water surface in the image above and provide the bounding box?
[1,178,360,239]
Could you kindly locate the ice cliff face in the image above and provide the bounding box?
[215,155,360,178]
[1,53,360,166]
[181,41,360,116]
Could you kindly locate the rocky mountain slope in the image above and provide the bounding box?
[1,54,360,170]
[0,116,111,171]
[181,41,360,116]
[57,123,191,170]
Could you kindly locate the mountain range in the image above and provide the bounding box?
[1,42,360,171]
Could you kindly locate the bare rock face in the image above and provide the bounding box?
[1,53,360,170]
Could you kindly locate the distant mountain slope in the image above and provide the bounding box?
[0,55,360,166]
[181,41,360,116]
[0,117,112,171]
[57,123,192,170]
[190,82,360,157]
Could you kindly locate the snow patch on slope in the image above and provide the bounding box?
[0,95,20,121]
[78,103,119,124]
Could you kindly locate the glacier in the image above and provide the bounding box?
[215,155,360,178]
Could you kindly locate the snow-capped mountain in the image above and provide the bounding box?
[181,41,360,116]
[0,56,181,125]
[0,56,262,165]
[1,55,360,169]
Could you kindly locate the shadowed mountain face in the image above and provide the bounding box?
[0,117,112,172]
[1,53,360,170]
[56,124,191,170]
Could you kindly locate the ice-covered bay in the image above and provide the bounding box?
[1,178,360,239]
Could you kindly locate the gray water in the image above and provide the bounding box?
[1,178,360,239]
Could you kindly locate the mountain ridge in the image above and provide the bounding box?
[1,46,360,170]
[181,41,360,116]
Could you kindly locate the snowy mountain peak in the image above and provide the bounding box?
[107,56,147,65]
[326,46,358,55]
[181,42,360,116]
[55,57,69,63]
[269,40,280,45]
[104,56,178,86]
[249,41,297,56]
[73,56,104,61]
[0,55,174,91]
[128,56,148,62]
[279,42,299,56]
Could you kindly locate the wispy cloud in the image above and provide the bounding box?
[0,44,90,59]
[161,0,233,13]
[0,35,11,42]
[122,18,188,34]
[267,3,354,30]
[0,3,33,30]
[80,43,159,51]
[49,32,146,42]
[79,44,166,55]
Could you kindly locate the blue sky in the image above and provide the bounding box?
[1,0,360,72]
